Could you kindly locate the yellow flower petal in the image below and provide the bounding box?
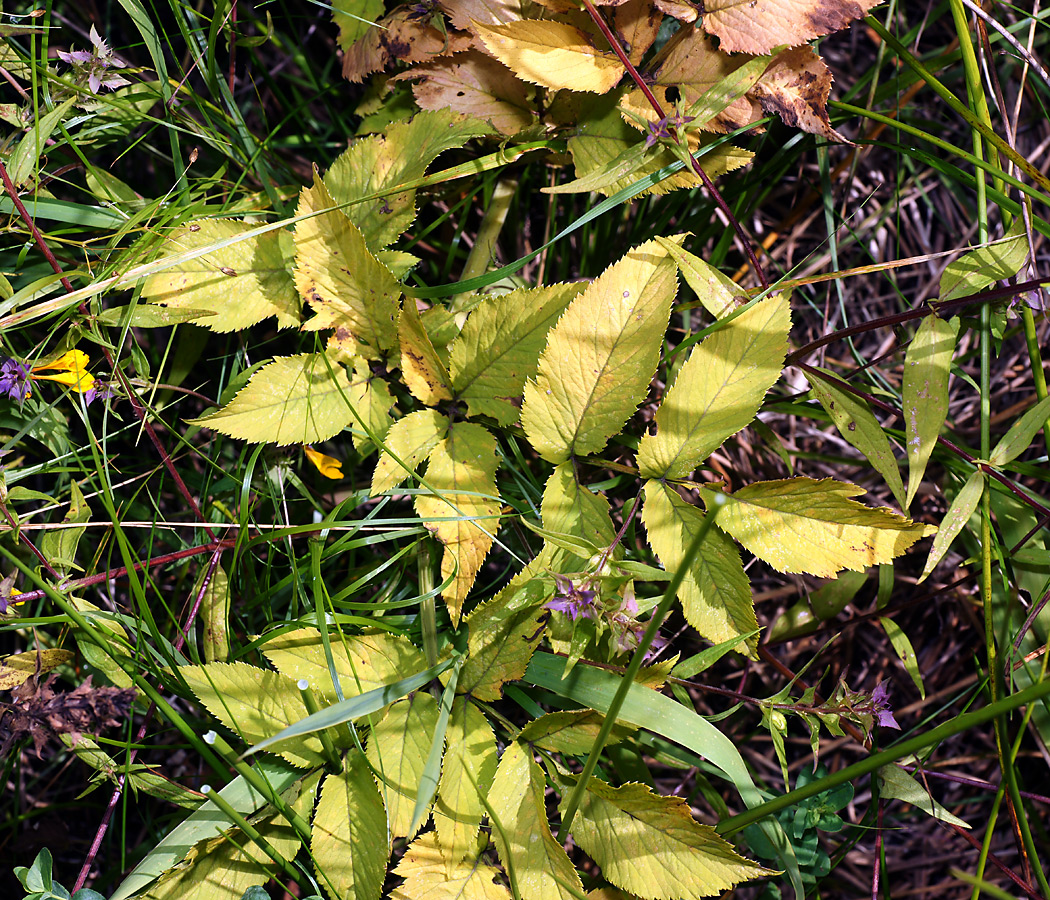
[304,445,344,480]
[31,349,89,373]
[31,350,95,392]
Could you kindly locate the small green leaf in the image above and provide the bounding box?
[653,237,746,319]
[711,478,934,577]
[188,354,355,445]
[808,367,906,510]
[989,394,1050,467]
[141,220,299,333]
[367,692,440,839]
[879,618,924,699]
[41,479,91,575]
[563,778,772,898]
[903,315,957,507]
[539,462,616,572]
[371,409,449,496]
[938,220,1029,303]
[638,292,789,479]
[312,752,388,900]
[198,560,230,664]
[878,764,970,829]
[9,97,76,187]
[643,481,758,656]
[415,422,501,622]
[918,470,984,583]
[450,282,584,425]
[522,239,678,463]
[488,741,584,900]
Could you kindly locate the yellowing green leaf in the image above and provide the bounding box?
[638,293,789,480]
[522,240,678,463]
[313,752,388,900]
[367,693,440,839]
[517,708,634,755]
[392,833,512,900]
[333,0,384,49]
[198,560,230,664]
[372,409,450,496]
[434,698,499,864]
[325,109,493,251]
[41,478,90,575]
[188,354,355,445]
[808,367,906,510]
[540,462,616,572]
[488,741,584,900]
[262,627,428,706]
[0,649,74,690]
[939,220,1029,303]
[710,478,935,577]
[415,423,502,622]
[401,299,454,405]
[458,578,550,701]
[989,394,1050,467]
[918,470,984,583]
[642,481,757,656]
[564,778,771,898]
[903,316,957,507]
[700,0,879,55]
[295,176,401,359]
[472,20,623,94]
[653,237,745,319]
[179,662,327,768]
[451,283,585,425]
[345,356,396,452]
[141,220,299,333]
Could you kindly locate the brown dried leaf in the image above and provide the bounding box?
[342,8,472,83]
[613,0,663,65]
[438,0,524,30]
[701,0,880,55]
[394,50,535,135]
[653,0,699,23]
[749,45,848,142]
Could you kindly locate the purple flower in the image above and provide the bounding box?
[58,25,129,94]
[644,110,697,149]
[546,574,598,622]
[0,359,32,403]
[871,681,900,730]
[84,379,116,405]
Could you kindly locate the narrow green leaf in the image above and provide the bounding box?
[809,367,906,510]
[488,741,584,900]
[141,220,300,332]
[918,470,984,582]
[199,560,230,664]
[989,394,1050,467]
[450,282,584,425]
[367,692,440,839]
[41,479,90,575]
[411,657,463,835]
[313,752,388,900]
[517,709,634,755]
[938,220,1029,303]
[522,240,678,463]
[902,315,957,507]
[638,292,789,480]
[188,354,355,445]
[879,618,924,699]
[371,409,449,496]
[563,779,772,898]
[434,698,499,863]
[9,97,76,187]
[653,237,746,319]
[878,765,970,828]
[711,478,934,577]
[642,481,758,656]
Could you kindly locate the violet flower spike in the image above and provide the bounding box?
[0,359,32,404]
[871,681,900,730]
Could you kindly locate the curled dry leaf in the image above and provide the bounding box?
[751,45,848,142]
[653,0,700,22]
[701,0,880,54]
[393,50,535,134]
[613,0,663,65]
[342,8,472,83]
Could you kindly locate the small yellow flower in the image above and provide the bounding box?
[304,445,344,480]
[31,350,96,394]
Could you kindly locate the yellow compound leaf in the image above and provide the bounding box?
[188,354,355,446]
[564,778,772,898]
[313,752,388,900]
[488,741,584,900]
[262,627,428,706]
[296,176,402,359]
[401,299,454,405]
[638,292,789,480]
[472,20,624,94]
[345,356,396,452]
[710,478,935,577]
[433,698,499,865]
[392,833,511,900]
[367,693,440,840]
[642,481,758,656]
[141,219,299,333]
[0,649,74,691]
[415,423,501,622]
[700,0,880,54]
[372,409,450,496]
[522,240,678,463]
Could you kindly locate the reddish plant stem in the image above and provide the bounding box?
[578,0,769,289]
[0,159,216,543]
